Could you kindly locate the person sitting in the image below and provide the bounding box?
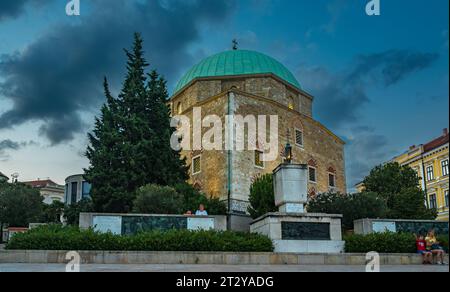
[415,234,433,265]
[195,204,208,216]
[426,229,447,265]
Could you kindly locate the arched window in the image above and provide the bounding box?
[176,102,183,115]
[288,96,295,110]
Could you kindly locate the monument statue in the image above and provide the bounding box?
[250,143,345,254]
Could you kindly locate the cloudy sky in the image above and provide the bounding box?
[0,0,448,191]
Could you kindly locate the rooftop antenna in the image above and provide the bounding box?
[232,39,238,50]
[11,172,19,183]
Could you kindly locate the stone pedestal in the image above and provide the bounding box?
[273,164,308,213]
[250,213,345,254]
[250,163,345,254]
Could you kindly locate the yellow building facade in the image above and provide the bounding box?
[391,129,449,221]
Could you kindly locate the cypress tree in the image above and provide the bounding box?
[85,33,188,213]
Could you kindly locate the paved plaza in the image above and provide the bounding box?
[0,263,448,273]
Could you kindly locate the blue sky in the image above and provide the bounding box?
[0,0,448,191]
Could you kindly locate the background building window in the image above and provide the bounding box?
[329,173,336,188]
[309,167,317,183]
[426,166,434,181]
[255,151,264,168]
[82,181,92,199]
[442,160,449,176]
[192,156,201,174]
[429,194,437,209]
[71,182,78,204]
[295,129,303,147]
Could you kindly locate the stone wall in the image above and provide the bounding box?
[0,250,436,265]
[171,75,346,213]
[171,75,313,118]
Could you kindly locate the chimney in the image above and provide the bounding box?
[443,128,448,137]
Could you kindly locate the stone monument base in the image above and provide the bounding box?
[250,213,345,254]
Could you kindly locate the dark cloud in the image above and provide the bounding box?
[298,50,438,191]
[0,0,236,144]
[343,128,397,190]
[0,139,37,161]
[299,50,439,128]
[0,0,49,21]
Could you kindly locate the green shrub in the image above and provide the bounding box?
[174,183,227,215]
[344,232,416,253]
[6,225,274,252]
[248,174,277,219]
[64,198,94,226]
[133,184,184,215]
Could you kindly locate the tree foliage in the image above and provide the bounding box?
[363,162,436,220]
[133,183,227,215]
[63,198,94,226]
[84,33,188,213]
[388,187,437,220]
[41,201,65,224]
[248,174,277,219]
[307,192,388,231]
[0,182,43,227]
[133,184,184,215]
[363,162,420,206]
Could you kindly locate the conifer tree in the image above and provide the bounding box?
[85,33,188,213]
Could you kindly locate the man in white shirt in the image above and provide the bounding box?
[195,204,208,216]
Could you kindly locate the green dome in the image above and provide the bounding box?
[174,50,301,94]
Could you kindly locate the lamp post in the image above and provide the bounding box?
[284,143,293,164]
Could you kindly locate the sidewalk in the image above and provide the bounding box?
[1,263,449,272]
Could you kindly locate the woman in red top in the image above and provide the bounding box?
[416,234,433,265]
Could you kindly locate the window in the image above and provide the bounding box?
[329,173,336,188]
[442,160,449,176]
[65,184,69,204]
[82,181,92,199]
[192,156,201,175]
[426,166,434,181]
[176,102,183,115]
[71,182,78,204]
[295,129,304,147]
[445,190,449,208]
[429,194,437,210]
[309,167,317,183]
[255,151,264,168]
[288,97,295,110]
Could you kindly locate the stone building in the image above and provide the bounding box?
[22,179,65,204]
[170,50,346,226]
[64,174,92,205]
[390,129,449,221]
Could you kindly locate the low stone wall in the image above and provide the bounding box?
[1,250,445,265]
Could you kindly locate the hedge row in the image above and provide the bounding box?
[344,232,449,254]
[5,225,274,252]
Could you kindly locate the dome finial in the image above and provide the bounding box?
[232,39,238,50]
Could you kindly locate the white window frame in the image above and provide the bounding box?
[295,128,304,148]
[426,165,434,181]
[192,155,202,175]
[429,193,437,209]
[441,159,449,177]
[254,150,265,169]
[309,166,317,183]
